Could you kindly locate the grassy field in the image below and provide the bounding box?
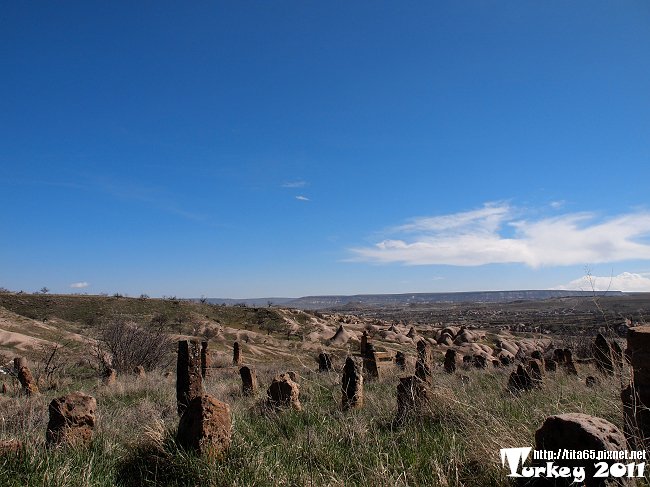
[1,361,642,487]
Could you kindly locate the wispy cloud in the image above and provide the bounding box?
[70,281,89,289]
[282,180,308,188]
[554,272,650,292]
[295,195,310,201]
[350,202,650,267]
[550,200,566,209]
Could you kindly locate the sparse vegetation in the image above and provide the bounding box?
[95,320,176,373]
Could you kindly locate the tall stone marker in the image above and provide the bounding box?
[177,340,203,416]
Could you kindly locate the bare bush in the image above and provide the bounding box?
[96,320,175,373]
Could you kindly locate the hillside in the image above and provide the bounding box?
[206,289,625,310]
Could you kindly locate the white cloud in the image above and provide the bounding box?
[350,203,650,267]
[554,272,650,292]
[282,180,307,188]
[70,282,89,289]
[550,200,565,209]
[295,195,310,201]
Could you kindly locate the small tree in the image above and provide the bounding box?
[40,287,49,294]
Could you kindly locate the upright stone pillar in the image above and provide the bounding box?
[341,357,363,410]
[239,366,258,396]
[177,340,203,416]
[622,325,650,447]
[201,341,210,378]
[233,342,242,366]
[415,339,433,382]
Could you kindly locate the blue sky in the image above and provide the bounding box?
[1,2,650,298]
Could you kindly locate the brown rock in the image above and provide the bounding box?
[46,391,96,447]
[622,326,650,447]
[1,383,7,394]
[360,330,368,356]
[563,349,578,376]
[594,333,614,375]
[13,357,27,371]
[318,352,333,372]
[498,350,515,366]
[363,349,393,380]
[534,413,632,486]
[201,341,210,378]
[177,394,231,460]
[239,366,258,396]
[585,375,600,387]
[177,340,203,416]
[232,341,241,366]
[286,371,300,383]
[472,354,487,369]
[508,365,533,392]
[544,358,557,372]
[415,339,433,381]
[396,376,430,423]
[102,368,117,386]
[341,357,363,410]
[528,359,544,387]
[626,326,650,385]
[444,349,457,373]
[17,365,39,396]
[267,373,301,411]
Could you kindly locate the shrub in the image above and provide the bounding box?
[96,320,175,373]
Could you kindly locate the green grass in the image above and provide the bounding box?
[2,361,646,486]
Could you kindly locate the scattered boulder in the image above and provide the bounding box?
[134,365,146,378]
[341,357,364,410]
[177,394,231,460]
[585,375,600,388]
[534,413,632,487]
[267,373,302,411]
[239,366,258,396]
[453,328,476,345]
[46,392,96,447]
[406,327,418,340]
[318,352,333,372]
[593,333,614,375]
[177,340,204,416]
[329,325,352,346]
[1,383,7,394]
